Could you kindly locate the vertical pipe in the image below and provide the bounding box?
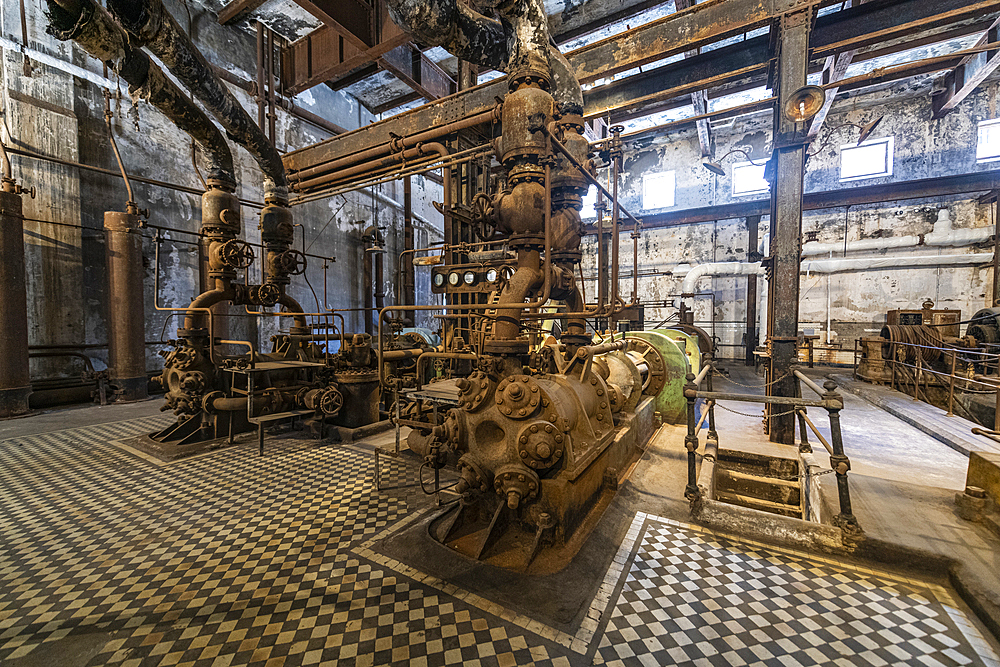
[266,27,276,144]
[684,373,699,500]
[403,176,415,311]
[0,184,30,417]
[767,11,810,445]
[745,215,759,366]
[104,211,148,401]
[994,197,1000,306]
[256,21,266,132]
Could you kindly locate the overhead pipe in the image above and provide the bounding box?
[675,253,996,295]
[46,0,235,185]
[107,0,286,202]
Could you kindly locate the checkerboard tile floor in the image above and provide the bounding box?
[2,414,998,666]
[593,517,1000,667]
[0,417,569,666]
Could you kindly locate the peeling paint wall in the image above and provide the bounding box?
[582,82,998,360]
[3,0,444,384]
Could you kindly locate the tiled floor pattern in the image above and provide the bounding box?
[594,514,1000,667]
[0,414,997,666]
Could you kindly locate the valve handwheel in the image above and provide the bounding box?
[219,239,255,269]
[319,387,343,416]
[277,249,307,275]
[471,192,497,242]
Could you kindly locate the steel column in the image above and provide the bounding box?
[0,186,29,417]
[767,10,811,445]
[104,211,148,401]
[745,215,760,366]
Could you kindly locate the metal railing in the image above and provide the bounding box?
[684,356,860,533]
[854,339,1000,429]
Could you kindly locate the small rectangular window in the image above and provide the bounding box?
[732,161,769,196]
[840,137,893,181]
[581,185,597,219]
[642,171,675,210]
[978,119,1000,163]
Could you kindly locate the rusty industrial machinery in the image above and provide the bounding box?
[46,0,385,455]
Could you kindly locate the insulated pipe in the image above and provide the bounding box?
[106,0,287,201]
[45,0,235,185]
[675,253,996,294]
[796,210,992,257]
[104,211,148,401]
[384,0,506,70]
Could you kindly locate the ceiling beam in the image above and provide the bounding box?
[932,15,1000,118]
[672,0,712,157]
[588,170,1000,231]
[284,0,999,172]
[807,0,871,139]
[218,0,268,24]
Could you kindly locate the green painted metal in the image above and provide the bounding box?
[626,329,700,425]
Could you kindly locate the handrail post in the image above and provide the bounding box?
[684,372,700,501]
[823,379,860,533]
[890,341,897,391]
[794,372,811,454]
[914,348,922,401]
[948,349,956,417]
[705,354,718,447]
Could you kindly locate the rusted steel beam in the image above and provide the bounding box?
[932,16,1000,118]
[218,0,267,24]
[674,0,712,157]
[285,0,999,168]
[596,171,1000,232]
[291,0,374,46]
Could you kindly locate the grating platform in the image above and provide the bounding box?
[0,414,997,666]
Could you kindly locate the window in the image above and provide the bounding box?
[642,171,675,210]
[581,185,597,219]
[977,119,1000,163]
[732,161,769,196]
[840,137,893,181]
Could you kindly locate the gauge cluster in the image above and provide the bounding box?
[430,265,513,294]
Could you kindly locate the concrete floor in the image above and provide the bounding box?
[2,372,1000,666]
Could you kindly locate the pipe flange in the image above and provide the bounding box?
[493,464,539,510]
[201,390,226,414]
[495,375,541,419]
[167,346,198,370]
[455,455,490,495]
[516,420,564,470]
[179,371,206,394]
[457,371,492,412]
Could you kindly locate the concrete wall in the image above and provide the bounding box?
[4,0,444,384]
[581,80,999,360]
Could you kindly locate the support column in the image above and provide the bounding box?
[767,10,812,445]
[993,196,999,306]
[746,214,761,366]
[105,210,148,401]
[0,182,30,417]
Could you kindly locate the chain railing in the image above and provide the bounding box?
[685,356,860,533]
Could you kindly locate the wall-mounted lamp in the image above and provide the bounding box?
[782,85,826,123]
[702,148,765,176]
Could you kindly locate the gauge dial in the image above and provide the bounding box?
[433,273,445,287]
[485,268,498,283]
[464,271,476,285]
[448,272,460,286]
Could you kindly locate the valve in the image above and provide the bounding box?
[254,283,281,307]
[218,239,255,269]
[274,249,307,275]
[14,183,35,199]
[319,386,344,416]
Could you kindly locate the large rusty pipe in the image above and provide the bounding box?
[0,185,30,417]
[45,0,235,185]
[104,211,148,401]
[107,0,286,201]
[383,0,506,70]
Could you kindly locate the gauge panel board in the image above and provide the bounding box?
[430,265,511,293]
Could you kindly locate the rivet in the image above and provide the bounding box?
[496,397,503,404]
[520,435,528,444]
[597,414,604,421]
[518,474,525,481]
[542,399,549,407]
[531,425,538,433]
[600,402,607,409]
[591,378,597,385]
[531,386,538,393]
[519,408,526,415]
[530,399,538,406]
[520,450,528,457]
[555,435,563,443]
[504,407,512,415]
[597,389,604,395]
[555,450,562,458]
[545,425,553,433]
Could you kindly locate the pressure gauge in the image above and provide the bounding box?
[448,271,461,286]
[433,273,445,287]
[464,271,476,285]
[485,268,498,283]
